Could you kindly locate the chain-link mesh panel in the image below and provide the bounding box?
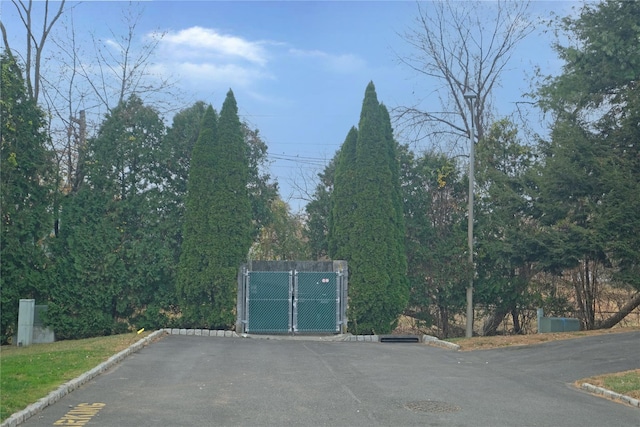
[246,272,292,333]
[294,272,339,333]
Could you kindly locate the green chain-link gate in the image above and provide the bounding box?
[246,271,292,333]
[242,269,345,334]
[294,272,339,333]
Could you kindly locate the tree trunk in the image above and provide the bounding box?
[482,306,510,336]
[595,292,640,329]
[439,304,449,339]
[511,308,522,334]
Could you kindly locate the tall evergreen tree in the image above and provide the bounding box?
[0,53,54,344]
[473,119,540,335]
[177,105,219,327]
[401,146,468,338]
[47,95,169,338]
[329,127,358,260]
[178,90,252,328]
[535,0,640,328]
[161,102,276,325]
[330,82,408,334]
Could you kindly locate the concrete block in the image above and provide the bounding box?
[625,397,640,408]
[186,329,194,336]
[428,339,461,351]
[224,330,232,337]
[357,335,364,342]
[581,383,596,392]
[171,328,180,335]
[194,329,202,336]
[179,328,187,335]
[4,415,18,427]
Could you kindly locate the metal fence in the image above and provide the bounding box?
[246,271,293,334]
[238,264,347,334]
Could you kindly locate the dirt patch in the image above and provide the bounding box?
[449,327,640,351]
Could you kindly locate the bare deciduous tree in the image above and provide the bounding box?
[81,4,176,114]
[395,0,533,153]
[3,1,180,196]
[1,0,66,103]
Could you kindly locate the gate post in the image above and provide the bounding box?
[236,265,248,334]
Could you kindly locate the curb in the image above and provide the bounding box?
[581,383,640,408]
[1,329,166,427]
[161,330,460,350]
[423,335,461,351]
[342,334,379,342]
[342,334,460,350]
[163,328,240,338]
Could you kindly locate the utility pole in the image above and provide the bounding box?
[464,92,476,338]
[70,110,86,192]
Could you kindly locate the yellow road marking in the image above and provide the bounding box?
[53,403,105,426]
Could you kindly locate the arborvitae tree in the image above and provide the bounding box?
[328,127,358,260]
[330,82,408,334]
[47,95,169,337]
[0,53,54,344]
[178,90,252,328]
[161,102,276,325]
[177,105,219,326]
[47,188,124,338]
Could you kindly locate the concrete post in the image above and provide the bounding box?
[537,308,544,334]
[17,299,35,346]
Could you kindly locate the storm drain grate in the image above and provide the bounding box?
[379,335,420,343]
[404,400,461,413]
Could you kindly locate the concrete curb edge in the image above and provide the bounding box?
[581,383,640,408]
[423,334,461,350]
[1,329,166,427]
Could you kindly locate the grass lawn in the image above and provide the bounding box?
[579,370,640,400]
[0,332,152,421]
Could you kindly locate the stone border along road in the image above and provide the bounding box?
[2,329,636,427]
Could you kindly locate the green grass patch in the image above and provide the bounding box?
[582,370,640,400]
[0,332,151,421]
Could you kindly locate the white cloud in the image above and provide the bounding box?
[175,62,271,87]
[161,26,268,65]
[150,26,274,91]
[289,48,366,74]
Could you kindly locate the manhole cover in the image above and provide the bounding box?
[404,400,461,413]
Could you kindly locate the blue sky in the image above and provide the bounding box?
[1,1,578,212]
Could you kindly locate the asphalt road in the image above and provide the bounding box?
[22,332,640,426]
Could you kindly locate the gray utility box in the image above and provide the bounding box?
[538,317,581,333]
[537,308,581,333]
[17,299,55,346]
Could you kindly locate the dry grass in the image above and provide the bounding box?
[449,326,640,351]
